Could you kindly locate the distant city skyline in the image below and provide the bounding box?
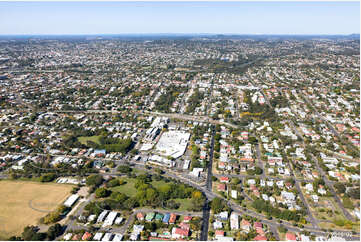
[0,1,359,35]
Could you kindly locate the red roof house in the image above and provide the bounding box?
[82,232,92,241]
[136,212,145,221]
[254,235,267,241]
[285,232,297,241]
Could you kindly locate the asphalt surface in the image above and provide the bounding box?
[200,125,215,241]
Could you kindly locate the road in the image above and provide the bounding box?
[2,99,359,239]
[255,139,266,180]
[311,153,355,221]
[287,119,355,222]
[4,149,359,239]
[65,193,96,233]
[200,125,215,241]
[302,95,359,154]
[53,109,239,129]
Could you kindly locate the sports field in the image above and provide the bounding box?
[0,180,73,239]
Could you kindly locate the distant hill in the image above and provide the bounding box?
[348,33,360,39]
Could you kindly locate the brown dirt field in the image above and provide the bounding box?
[0,180,73,239]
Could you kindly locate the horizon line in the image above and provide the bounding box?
[0,33,359,36]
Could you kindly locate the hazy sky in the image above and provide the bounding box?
[0,1,359,35]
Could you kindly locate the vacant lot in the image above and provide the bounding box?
[77,135,102,145]
[110,178,138,197]
[0,180,73,239]
[110,178,194,211]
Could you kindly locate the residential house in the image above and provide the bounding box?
[82,232,92,241]
[241,219,251,232]
[136,212,144,221]
[230,212,239,230]
[171,227,189,239]
[285,232,297,241]
[169,213,177,224]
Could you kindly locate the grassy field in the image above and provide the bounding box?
[150,180,168,188]
[110,179,193,211]
[110,179,169,197]
[0,180,74,239]
[77,135,102,145]
[110,178,138,197]
[173,198,194,211]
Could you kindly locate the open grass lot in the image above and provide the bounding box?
[173,198,194,211]
[110,178,169,197]
[110,178,138,197]
[110,178,194,211]
[318,221,360,232]
[77,135,102,145]
[0,180,73,239]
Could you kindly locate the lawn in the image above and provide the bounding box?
[151,180,168,188]
[0,180,74,239]
[77,135,102,145]
[110,179,194,211]
[110,178,138,197]
[173,198,194,211]
[110,179,168,197]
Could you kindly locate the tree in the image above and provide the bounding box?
[117,165,132,173]
[166,200,180,209]
[248,136,258,144]
[107,179,120,188]
[155,168,164,175]
[192,191,202,200]
[124,197,139,210]
[86,174,103,187]
[346,187,360,199]
[21,226,46,241]
[95,188,110,198]
[342,197,354,209]
[8,236,22,241]
[247,167,263,175]
[211,197,225,214]
[47,223,64,240]
[334,183,346,194]
[232,178,241,185]
[39,173,57,182]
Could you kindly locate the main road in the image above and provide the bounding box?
[200,125,215,241]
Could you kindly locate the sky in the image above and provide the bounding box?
[0,1,359,35]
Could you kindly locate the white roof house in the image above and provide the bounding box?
[102,211,118,227]
[305,183,313,192]
[102,233,113,241]
[281,191,296,201]
[231,190,237,199]
[230,212,239,230]
[63,233,73,241]
[93,233,104,241]
[97,211,109,223]
[213,220,223,229]
[63,194,79,207]
[112,234,123,242]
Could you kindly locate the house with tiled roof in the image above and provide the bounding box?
[254,235,267,241]
[218,183,227,192]
[241,219,251,232]
[171,227,189,239]
[136,212,144,221]
[82,232,92,241]
[183,216,192,223]
[285,232,297,241]
[169,213,177,224]
[220,176,230,183]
